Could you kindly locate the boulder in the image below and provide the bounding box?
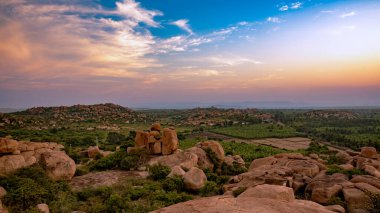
[338,164,354,170]
[39,151,76,181]
[183,167,207,191]
[238,184,295,202]
[224,155,245,168]
[343,187,373,213]
[161,128,179,155]
[36,203,50,213]
[152,186,334,213]
[305,173,353,204]
[360,147,377,158]
[148,150,198,170]
[309,154,319,160]
[325,205,345,213]
[135,131,149,148]
[185,147,213,170]
[350,175,380,189]
[364,165,380,178]
[0,138,18,153]
[99,150,113,157]
[197,141,225,163]
[0,155,26,176]
[167,166,186,178]
[151,123,161,132]
[0,186,6,199]
[149,141,162,155]
[249,156,277,170]
[336,151,352,164]
[354,182,380,194]
[33,148,53,162]
[87,146,101,158]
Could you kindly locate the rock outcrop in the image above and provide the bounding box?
[132,124,179,155]
[152,184,334,213]
[0,138,75,180]
[183,167,207,191]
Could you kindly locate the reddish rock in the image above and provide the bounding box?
[183,167,207,191]
[151,123,162,131]
[167,166,186,178]
[161,128,179,155]
[0,138,18,153]
[197,141,225,163]
[354,182,380,194]
[148,150,198,170]
[39,151,76,181]
[135,131,149,148]
[325,205,345,213]
[343,187,373,213]
[238,184,295,202]
[87,146,101,158]
[350,175,380,189]
[360,147,377,158]
[338,164,354,170]
[0,186,6,199]
[185,147,213,170]
[249,156,277,170]
[36,203,50,213]
[336,151,352,164]
[364,165,380,178]
[0,155,26,176]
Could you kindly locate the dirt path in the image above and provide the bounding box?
[70,170,149,191]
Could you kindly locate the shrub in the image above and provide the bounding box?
[149,164,171,181]
[204,148,220,172]
[326,165,367,178]
[221,162,248,176]
[161,175,185,192]
[200,181,220,196]
[204,169,230,185]
[75,166,89,176]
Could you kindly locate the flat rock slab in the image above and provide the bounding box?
[248,137,311,150]
[70,170,149,191]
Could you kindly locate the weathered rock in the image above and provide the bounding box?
[224,155,245,168]
[305,173,353,204]
[183,167,207,191]
[343,187,373,213]
[167,166,186,178]
[99,150,113,157]
[39,151,76,181]
[238,184,295,202]
[325,205,345,213]
[197,141,225,163]
[135,131,149,148]
[151,123,161,132]
[350,175,380,189]
[152,185,334,213]
[249,156,277,170]
[36,203,50,213]
[185,147,213,170]
[287,159,320,177]
[0,138,18,153]
[0,186,6,199]
[275,153,307,160]
[0,155,26,176]
[148,150,198,170]
[364,165,380,178]
[338,164,354,170]
[33,148,53,162]
[354,182,380,194]
[309,154,319,159]
[336,151,352,164]
[161,128,179,155]
[360,147,377,158]
[87,146,101,158]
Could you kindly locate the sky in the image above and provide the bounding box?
[0,0,380,108]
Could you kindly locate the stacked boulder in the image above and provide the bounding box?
[133,123,179,155]
[148,140,246,191]
[81,146,113,159]
[0,137,76,181]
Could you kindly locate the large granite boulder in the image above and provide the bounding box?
[39,151,76,181]
[185,147,214,170]
[197,141,225,163]
[0,138,18,154]
[238,184,295,202]
[343,187,373,213]
[0,155,26,176]
[360,147,377,158]
[147,150,198,170]
[161,128,179,155]
[183,167,207,191]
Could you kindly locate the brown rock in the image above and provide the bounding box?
[336,151,352,164]
[360,147,377,158]
[197,141,225,163]
[0,138,18,153]
[36,203,50,213]
[167,166,186,178]
[87,146,101,158]
[161,128,179,155]
[185,147,213,170]
[343,187,373,212]
[309,154,319,159]
[0,155,26,176]
[338,164,354,170]
[364,165,380,178]
[151,123,161,131]
[183,167,207,191]
[325,205,345,213]
[354,182,380,194]
[287,159,320,177]
[351,175,380,189]
[0,186,6,199]
[39,151,76,181]
[33,148,53,162]
[238,184,295,202]
[135,131,149,148]
[149,141,162,154]
[148,150,198,170]
[275,153,307,159]
[249,156,277,170]
[224,155,245,168]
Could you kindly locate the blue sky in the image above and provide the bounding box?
[0,0,379,108]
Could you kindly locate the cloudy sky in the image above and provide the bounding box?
[0,0,379,108]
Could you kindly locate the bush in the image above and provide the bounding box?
[149,164,171,181]
[204,148,221,172]
[75,167,89,176]
[326,165,367,178]
[161,175,185,192]
[200,181,220,196]
[204,169,230,185]
[232,187,247,197]
[221,162,248,176]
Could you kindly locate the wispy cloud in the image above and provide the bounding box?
[290,2,303,9]
[278,2,303,11]
[340,11,356,18]
[267,17,283,23]
[279,5,289,11]
[171,19,193,34]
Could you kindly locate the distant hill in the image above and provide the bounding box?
[1,103,146,129]
[0,108,25,113]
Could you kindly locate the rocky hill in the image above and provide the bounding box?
[0,103,146,129]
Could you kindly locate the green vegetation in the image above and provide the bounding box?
[210,124,300,139]
[326,165,367,178]
[149,164,171,181]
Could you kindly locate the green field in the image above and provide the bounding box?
[209,124,300,139]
